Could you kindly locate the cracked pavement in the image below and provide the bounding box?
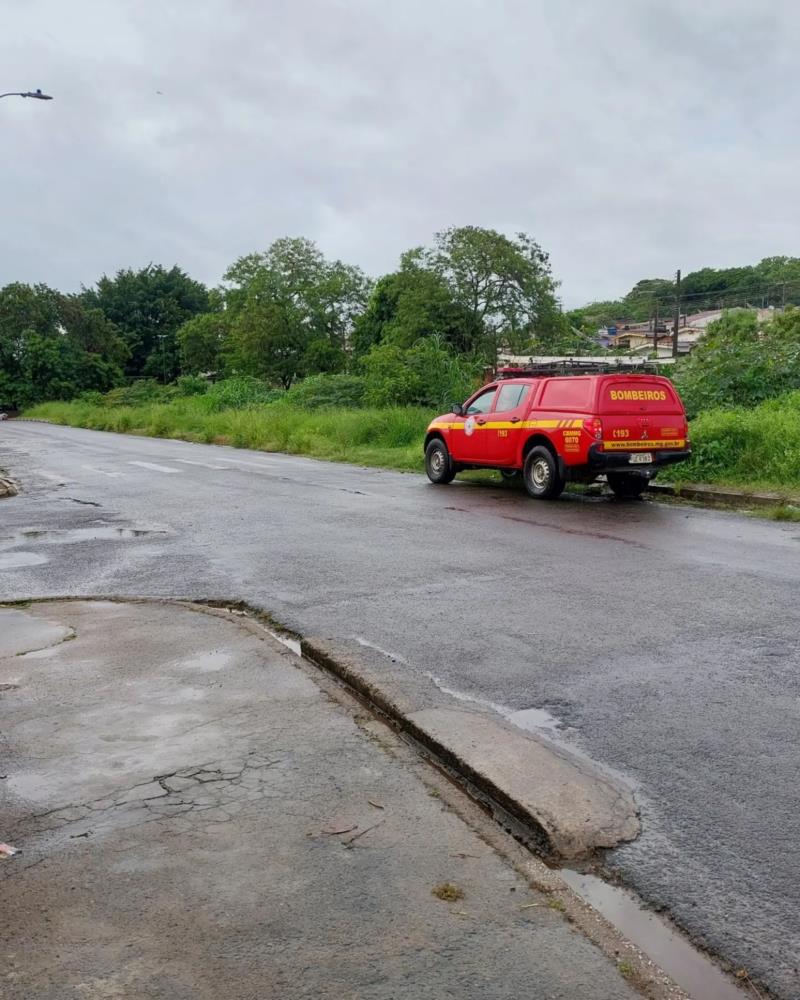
[0,600,640,1000]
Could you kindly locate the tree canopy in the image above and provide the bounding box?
[580,257,800,327]
[81,264,209,380]
[221,238,370,387]
[0,283,127,408]
[16,231,800,415]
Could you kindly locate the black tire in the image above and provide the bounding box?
[425,438,456,484]
[523,446,564,500]
[500,469,520,482]
[607,472,648,499]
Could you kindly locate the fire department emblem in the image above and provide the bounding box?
[464,416,476,436]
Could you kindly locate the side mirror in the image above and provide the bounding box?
[452,402,465,416]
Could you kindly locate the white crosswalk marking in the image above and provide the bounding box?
[81,465,126,478]
[174,459,228,470]
[128,461,181,474]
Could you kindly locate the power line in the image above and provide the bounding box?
[584,277,800,312]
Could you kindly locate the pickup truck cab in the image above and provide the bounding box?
[424,364,691,500]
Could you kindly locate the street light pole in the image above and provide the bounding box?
[0,89,54,101]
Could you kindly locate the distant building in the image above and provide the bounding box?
[608,306,774,357]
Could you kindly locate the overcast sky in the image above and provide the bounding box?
[2,0,798,306]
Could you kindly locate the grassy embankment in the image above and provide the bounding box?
[25,390,800,496]
[661,391,800,495]
[26,397,432,472]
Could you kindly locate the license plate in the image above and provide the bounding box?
[629,452,653,464]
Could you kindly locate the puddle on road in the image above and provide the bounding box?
[177,651,235,673]
[505,705,562,735]
[0,551,49,569]
[0,607,74,658]
[424,672,562,735]
[2,526,165,546]
[561,870,748,1000]
[0,526,167,569]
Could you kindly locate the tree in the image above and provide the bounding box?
[222,238,371,386]
[419,226,561,357]
[224,298,309,389]
[352,262,481,356]
[0,283,125,408]
[176,311,228,375]
[82,264,208,379]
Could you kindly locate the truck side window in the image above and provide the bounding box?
[494,384,530,413]
[466,389,497,415]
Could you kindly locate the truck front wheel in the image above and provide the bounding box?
[523,446,564,500]
[425,438,456,484]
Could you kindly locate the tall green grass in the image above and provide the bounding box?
[660,390,800,492]
[26,397,433,472]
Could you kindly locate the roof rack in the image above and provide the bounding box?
[494,358,664,380]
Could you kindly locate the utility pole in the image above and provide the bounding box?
[158,334,167,384]
[672,269,681,358]
[653,299,659,359]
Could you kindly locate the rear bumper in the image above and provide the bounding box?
[586,443,692,473]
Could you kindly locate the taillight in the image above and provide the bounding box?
[584,417,603,440]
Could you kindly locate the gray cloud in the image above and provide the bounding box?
[2,0,798,305]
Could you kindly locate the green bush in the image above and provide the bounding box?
[104,379,174,407]
[175,374,209,397]
[200,377,284,412]
[285,373,367,409]
[661,390,800,490]
[361,336,481,408]
[77,390,105,405]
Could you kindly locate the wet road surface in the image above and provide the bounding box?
[1,422,798,998]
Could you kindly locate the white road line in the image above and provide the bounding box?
[174,459,228,470]
[128,461,181,474]
[81,465,126,478]
[215,458,279,469]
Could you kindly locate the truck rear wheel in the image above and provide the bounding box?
[523,446,564,500]
[607,472,648,499]
[425,438,456,484]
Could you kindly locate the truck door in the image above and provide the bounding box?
[486,382,532,465]
[450,386,497,463]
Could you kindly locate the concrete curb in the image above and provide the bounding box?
[647,481,799,508]
[301,636,640,861]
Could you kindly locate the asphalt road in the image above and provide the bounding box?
[2,422,799,998]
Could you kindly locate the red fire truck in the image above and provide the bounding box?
[423,361,691,500]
